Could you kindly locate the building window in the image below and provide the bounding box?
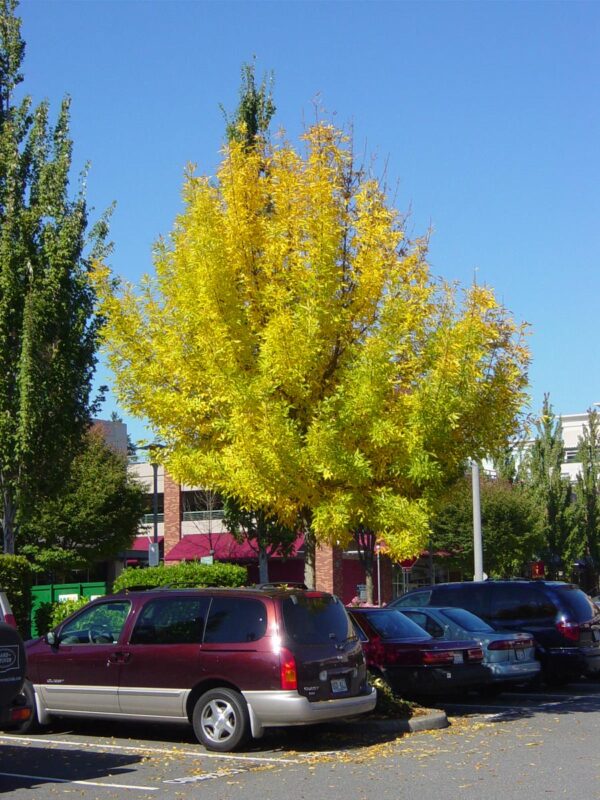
[564,448,580,463]
[182,490,224,522]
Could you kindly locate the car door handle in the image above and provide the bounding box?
[107,652,131,665]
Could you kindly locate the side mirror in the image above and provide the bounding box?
[45,631,57,647]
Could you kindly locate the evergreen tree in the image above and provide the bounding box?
[571,408,600,586]
[0,0,108,552]
[19,430,146,578]
[522,395,573,578]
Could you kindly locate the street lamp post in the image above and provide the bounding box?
[137,443,165,567]
[472,460,484,582]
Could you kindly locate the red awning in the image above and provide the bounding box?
[130,536,164,553]
[165,533,304,563]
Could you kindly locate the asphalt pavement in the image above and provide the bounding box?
[2,680,600,799]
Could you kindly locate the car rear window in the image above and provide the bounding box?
[441,607,494,633]
[360,609,432,640]
[552,586,596,622]
[282,594,354,645]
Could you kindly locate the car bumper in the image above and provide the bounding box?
[542,645,600,677]
[486,660,541,683]
[382,663,491,696]
[243,687,377,737]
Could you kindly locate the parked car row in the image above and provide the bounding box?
[5,579,600,752]
[391,579,600,687]
[347,604,540,698]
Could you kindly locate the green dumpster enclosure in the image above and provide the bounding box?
[30,582,107,636]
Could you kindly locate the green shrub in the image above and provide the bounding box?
[112,561,248,593]
[33,601,54,636]
[368,671,414,718]
[0,555,34,635]
[50,597,91,627]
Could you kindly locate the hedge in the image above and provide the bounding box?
[34,597,92,635]
[0,554,34,635]
[112,561,248,593]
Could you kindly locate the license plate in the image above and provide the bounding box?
[331,678,347,693]
[453,652,464,664]
[515,647,525,661]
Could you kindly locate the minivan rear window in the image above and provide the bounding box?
[552,586,596,622]
[282,595,354,645]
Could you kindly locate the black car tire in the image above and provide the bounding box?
[192,688,250,752]
[13,680,44,734]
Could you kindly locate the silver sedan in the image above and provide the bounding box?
[399,606,540,696]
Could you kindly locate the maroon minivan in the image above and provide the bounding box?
[21,587,376,751]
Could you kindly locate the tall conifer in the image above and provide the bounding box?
[0,0,107,552]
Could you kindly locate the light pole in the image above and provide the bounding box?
[137,443,165,567]
[472,460,484,581]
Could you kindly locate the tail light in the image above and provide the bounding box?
[3,613,17,629]
[280,647,298,690]
[466,647,484,662]
[489,638,534,650]
[556,620,580,642]
[9,705,31,723]
[421,649,454,666]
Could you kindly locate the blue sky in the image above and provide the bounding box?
[19,0,600,443]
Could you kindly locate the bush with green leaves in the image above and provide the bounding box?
[112,561,248,593]
[0,555,34,634]
[368,671,414,718]
[51,597,91,628]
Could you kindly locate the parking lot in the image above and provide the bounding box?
[2,678,600,800]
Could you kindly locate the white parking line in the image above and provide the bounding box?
[0,771,158,791]
[0,734,303,764]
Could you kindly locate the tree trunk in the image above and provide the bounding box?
[302,511,316,589]
[365,565,374,604]
[2,482,15,554]
[256,512,270,584]
[258,543,269,583]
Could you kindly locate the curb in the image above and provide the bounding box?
[326,708,449,735]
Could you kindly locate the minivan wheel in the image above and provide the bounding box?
[192,688,250,752]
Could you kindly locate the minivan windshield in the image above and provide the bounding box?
[282,595,355,645]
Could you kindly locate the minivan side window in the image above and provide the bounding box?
[204,597,267,643]
[432,585,490,618]
[393,591,431,607]
[130,597,210,645]
[60,601,131,645]
[491,585,556,621]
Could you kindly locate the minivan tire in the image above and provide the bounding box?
[192,688,250,752]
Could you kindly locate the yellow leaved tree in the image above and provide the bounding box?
[94,119,529,587]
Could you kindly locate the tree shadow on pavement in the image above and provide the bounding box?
[0,742,145,795]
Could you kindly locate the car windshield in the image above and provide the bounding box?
[360,609,432,640]
[282,594,355,645]
[441,607,494,633]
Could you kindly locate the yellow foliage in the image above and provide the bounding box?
[93,122,529,562]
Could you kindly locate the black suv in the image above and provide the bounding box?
[391,581,600,685]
